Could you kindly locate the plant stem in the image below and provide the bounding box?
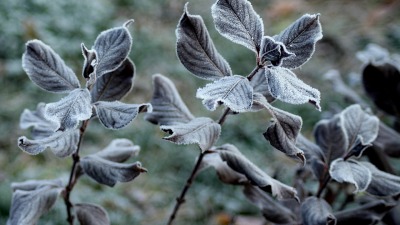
[316,175,331,198]
[63,119,90,225]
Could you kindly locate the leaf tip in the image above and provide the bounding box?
[124,19,134,28]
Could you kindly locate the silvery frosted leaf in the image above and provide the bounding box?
[335,199,396,225]
[94,101,151,129]
[95,139,140,163]
[356,43,390,65]
[301,196,336,225]
[219,150,298,200]
[176,3,232,80]
[75,203,110,225]
[80,155,146,187]
[81,43,97,79]
[7,184,61,225]
[360,161,400,196]
[265,67,321,110]
[145,74,195,126]
[254,94,305,164]
[212,0,264,53]
[22,40,80,93]
[259,36,294,66]
[329,158,372,193]
[160,117,221,152]
[196,75,253,112]
[11,179,62,192]
[296,134,326,181]
[243,185,297,224]
[249,68,276,104]
[274,14,322,69]
[90,58,135,103]
[18,129,79,157]
[20,103,58,139]
[340,104,379,157]
[45,88,92,131]
[93,20,133,77]
[373,122,400,157]
[314,116,347,165]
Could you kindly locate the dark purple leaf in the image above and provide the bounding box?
[259,36,294,66]
[301,196,336,225]
[75,203,110,225]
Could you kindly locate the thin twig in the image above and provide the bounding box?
[316,175,331,198]
[63,119,90,225]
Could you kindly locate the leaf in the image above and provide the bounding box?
[255,94,305,164]
[160,117,221,152]
[18,129,79,157]
[360,161,400,196]
[362,62,400,116]
[11,179,62,192]
[145,74,195,126]
[45,88,92,131]
[94,101,151,129]
[7,183,61,225]
[301,196,336,225]
[313,116,347,165]
[212,0,264,53]
[219,150,298,200]
[329,159,372,193]
[265,67,321,110]
[334,199,396,225]
[259,36,294,66]
[20,103,58,139]
[243,185,297,224]
[90,58,135,102]
[95,139,140,163]
[75,203,110,225]
[274,14,322,69]
[80,155,146,187]
[249,68,276,104]
[176,3,232,81]
[196,75,253,112]
[93,20,133,77]
[81,43,97,79]
[22,39,80,93]
[340,104,379,158]
[373,122,400,158]
[296,134,326,181]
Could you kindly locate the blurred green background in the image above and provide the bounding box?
[1,0,399,224]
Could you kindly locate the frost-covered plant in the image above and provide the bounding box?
[145,0,323,224]
[8,20,151,225]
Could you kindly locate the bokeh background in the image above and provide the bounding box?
[1,0,399,224]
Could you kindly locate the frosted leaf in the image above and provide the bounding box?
[160,117,221,152]
[335,200,396,224]
[340,104,379,158]
[7,183,61,225]
[259,36,294,66]
[75,203,110,225]
[22,40,80,93]
[196,75,253,112]
[360,161,400,196]
[80,155,146,187]
[249,68,276,105]
[212,0,264,53]
[18,129,79,158]
[329,159,372,193]
[243,185,297,224]
[145,74,195,126]
[301,197,336,225]
[45,88,92,131]
[94,101,151,129]
[176,3,232,80]
[265,67,321,110]
[20,103,58,139]
[11,179,62,192]
[81,43,97,79]
[274,14,322,69]
[93,20,133,77]
[219,150,298,200]
[95,139,140,163]
[90,58,135,103]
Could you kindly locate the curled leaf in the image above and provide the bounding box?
[145,74,194,126]
[329,159,372,193]
[95,139,140,163]
[20,103,58,139]
[80,155,146,187]
[75,203,110,225]
[160,117,221,152]
[259,36,294,66]
[45,88,92,131]
[360,161,400,196]
[196,75,253,112]
[11,179,62,192]
[212,0,264,53]
[301,196,336,225]
[18,129,79,157]
[176,3,232,80]
[274,14,322,69]
[94,101,151,129]
[22,40,80,93]
[81,43,97,79]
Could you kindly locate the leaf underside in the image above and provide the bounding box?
[75,203,110,225]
